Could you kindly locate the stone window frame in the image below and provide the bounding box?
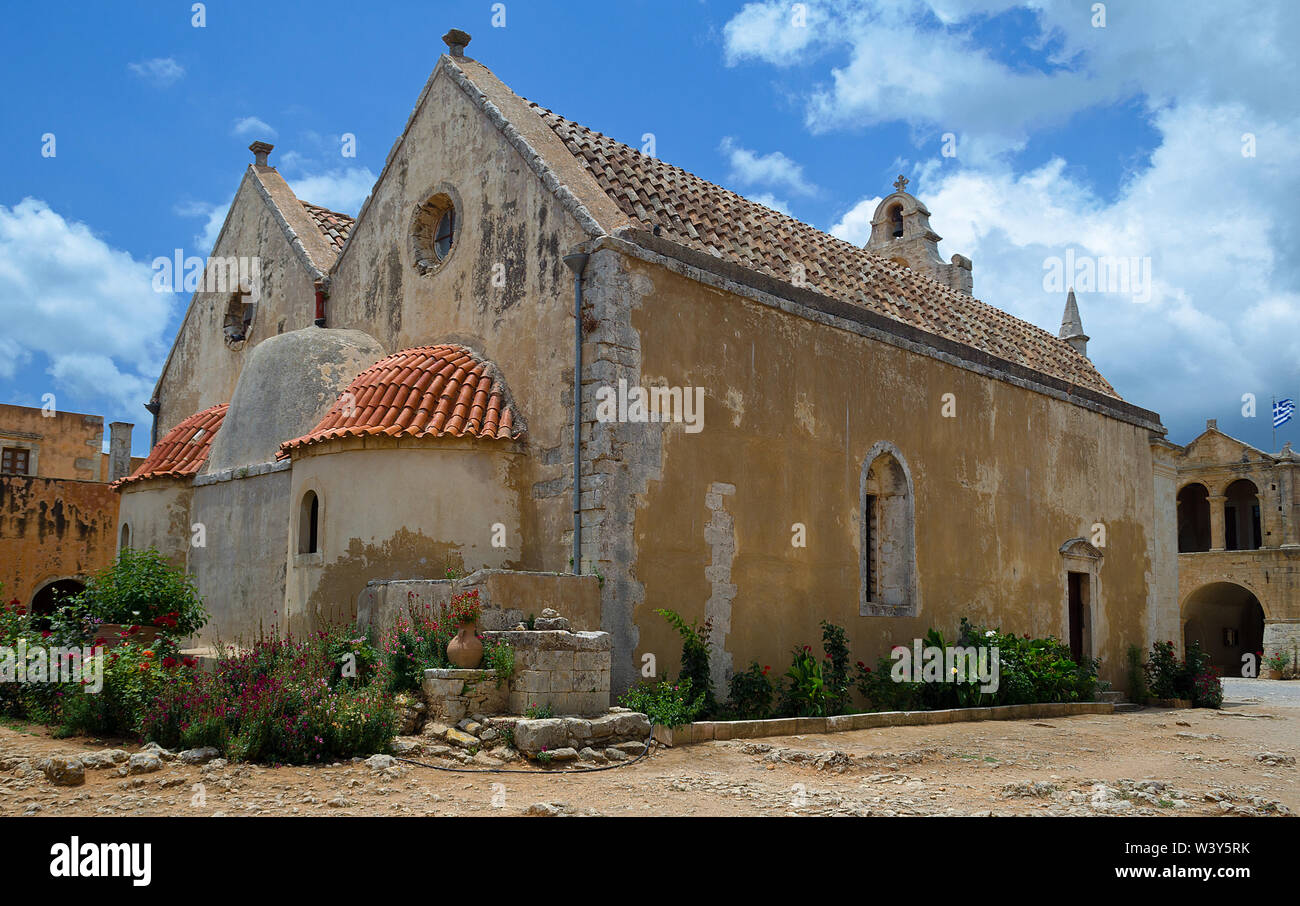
[409,183,463,277]
[1059,538,1103,663]
[859,440,920,617]
[222,290,257,348]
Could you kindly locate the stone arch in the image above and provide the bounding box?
[1223,478,1261,550]
[1180,581,1266,676]
[860,441,919,617]
[1176,482,1211,552]
[29,576,86,621]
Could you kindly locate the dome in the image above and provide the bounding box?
[278,344,524,457]
[206,327,385,471]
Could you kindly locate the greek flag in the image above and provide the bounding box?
[1274,398,1295,428]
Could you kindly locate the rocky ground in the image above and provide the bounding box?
[0,679,1294,817]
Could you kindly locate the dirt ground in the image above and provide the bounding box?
[1,682,1295,817]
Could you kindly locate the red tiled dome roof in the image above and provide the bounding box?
[114,403,228,488]
[278,345,523,457]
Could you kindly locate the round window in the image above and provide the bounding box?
[412,193,457,274]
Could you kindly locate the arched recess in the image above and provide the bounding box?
[860,441,919,617]
[297,489,321,556]
[30,576,86,626]
[1060,538,1103,665]
[119,522,131,553]
[1181,581,1266,676]
[1176,482,1211,552]
[1223,478,1262,551]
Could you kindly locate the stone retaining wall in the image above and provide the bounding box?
[654,701,1116,746]
[421,669,509,722]
[512,710,652,757]
[493,629,611,715]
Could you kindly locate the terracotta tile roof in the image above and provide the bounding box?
[114,404,228,488]
[531,105,1118,399]
[300,201,354,253]
[278,345,523,457]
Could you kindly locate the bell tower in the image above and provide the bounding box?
[865,175,973,295]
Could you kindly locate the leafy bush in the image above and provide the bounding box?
[377,609,454,694]
[482,637,516,688]
[141,628,397,763]
[724,661,775,720]
[61,548,208,639]
[1143,640,1218,706]
[60,643,189,737]
[655,608,716,716]
[524,702,554,720]
[781,645,829,717]
[619,676,706,728]
[820,621,852,715]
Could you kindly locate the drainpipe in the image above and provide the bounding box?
[314,280,327,327]
[563,251,590,575]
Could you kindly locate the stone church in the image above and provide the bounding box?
[116,29,1180,694]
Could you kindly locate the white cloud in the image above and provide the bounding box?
[127,57,185,87]
[232,116,276,138]
[727,0,1300,445]
[719,137,817,196]
[286,167,376,215]
[745,192,794,215]
[175,198,231,252]
[0,199,174,411]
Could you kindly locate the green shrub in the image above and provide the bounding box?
[820,621,852,715]
[60,548,208,640]
[781,645,830,717]
[655,608,716,716]
[482,637,516,688]
[619,676,706,728]
[723,662,775,720]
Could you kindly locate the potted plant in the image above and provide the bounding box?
[444,589,483,668]
[1263,650,1289,680]
[61,548,208,649]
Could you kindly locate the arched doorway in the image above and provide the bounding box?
[30,577,85,628]
[1182,582,1265,677]
[1223,479,1262,550]
[1177,483,1211,552]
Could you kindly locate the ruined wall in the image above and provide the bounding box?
[153,172,323,439]
[0,404,106,481]
[583,250,1167,693]
[283,440,525,636]
[0,476,119,606]
[327,62,590,578]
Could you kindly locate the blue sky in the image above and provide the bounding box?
[2,0,1298,456]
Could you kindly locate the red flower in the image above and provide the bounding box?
[162,656,177,668]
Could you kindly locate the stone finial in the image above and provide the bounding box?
[893,174,910,193]
[442,28,471,57]
[1207,418,1218,431]
[1059,288,1089,358]
[249,141,274,166]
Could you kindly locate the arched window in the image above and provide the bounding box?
[119,522,131,553]
[888,204,904,239]
[1224,479,1262,550]
[299,490,320,555]
[1176,483,1211,552]
[861,443,917,616]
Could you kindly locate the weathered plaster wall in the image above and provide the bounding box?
[187,466,292,645]
[115,481,192,569]
[0,404,106,481]
[587,252,1166,693]
[0,476,119,605]
[154,172,323,438]
[284,440,525,636]
[327,62,590,577]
